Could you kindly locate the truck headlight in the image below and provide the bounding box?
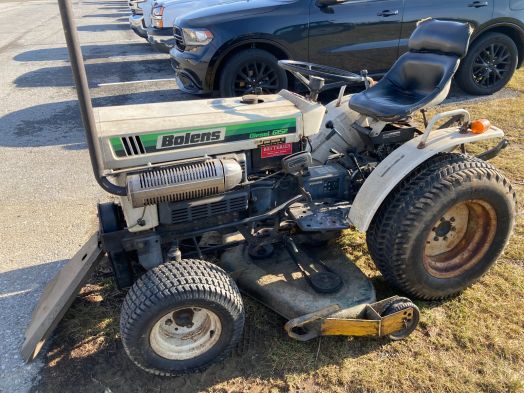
[152,6,164,28]
[182,28,214,46]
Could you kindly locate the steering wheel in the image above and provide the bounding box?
[278,60,366,100]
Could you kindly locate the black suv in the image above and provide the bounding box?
[169,0,524,97]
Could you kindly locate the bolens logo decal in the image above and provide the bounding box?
[156,128,226,149]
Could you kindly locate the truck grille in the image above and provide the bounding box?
[173,27,185,52]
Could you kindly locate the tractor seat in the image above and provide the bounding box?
[349,19,473,122]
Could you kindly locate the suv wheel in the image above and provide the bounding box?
[455,32,518,95]
[219,48,288,97]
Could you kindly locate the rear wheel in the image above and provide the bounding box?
[219,48,287,97]
[120,259,244,375]
[367,153,516,300]
[455,32,518,95]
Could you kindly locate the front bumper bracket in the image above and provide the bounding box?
[21,232,104,362]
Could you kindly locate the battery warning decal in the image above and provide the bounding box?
[260,143,292,158]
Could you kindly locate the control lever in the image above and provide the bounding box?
[327,148,344,162]
[361,70,370,90]
[325,121,352,147]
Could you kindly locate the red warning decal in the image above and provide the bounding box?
[260,143,292,158]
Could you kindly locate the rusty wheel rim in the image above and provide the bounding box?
[423,200,497,279]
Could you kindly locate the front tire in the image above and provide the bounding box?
[120,259,244,376]
[455,32,518,95]
[367,153,516,300]
[219,48,287,97]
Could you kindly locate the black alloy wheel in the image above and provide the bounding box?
[455,32,518,95]
[219,48,288,97]
[472,43,512,88]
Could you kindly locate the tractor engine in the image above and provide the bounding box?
[94,91,329,233]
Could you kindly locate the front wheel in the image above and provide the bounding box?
[120,259,244,376]
[367,153,517,300]
[219,48,288,97]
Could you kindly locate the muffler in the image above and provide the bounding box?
[127,159,243,207]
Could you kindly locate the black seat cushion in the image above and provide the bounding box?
[409,18,472,58]
[348,19,472,121]
[349,52,460,120]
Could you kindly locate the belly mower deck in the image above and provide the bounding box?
[219,240,418,341]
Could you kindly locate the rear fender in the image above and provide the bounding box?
[349,122,504,232]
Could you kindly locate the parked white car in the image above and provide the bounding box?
[147,0,240,52]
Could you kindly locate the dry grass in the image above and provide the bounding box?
[35,71,524,393]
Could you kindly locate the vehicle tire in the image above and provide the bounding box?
[97,202,122,233]
[219,48,288,97]
[380,298,420,340]
[120,259,245,376]
[367,153,516,300]
[455,32,518,95]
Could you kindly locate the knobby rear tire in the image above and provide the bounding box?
[367,153,516,300]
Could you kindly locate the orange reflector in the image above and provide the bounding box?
[470,119,491,134]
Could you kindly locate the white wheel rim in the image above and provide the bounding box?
[149,307,222,360]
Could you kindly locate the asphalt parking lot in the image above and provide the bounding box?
[0,1,190,391]
[0,1,520,392]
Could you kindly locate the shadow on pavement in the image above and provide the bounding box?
[83,12,129,18]
[0,90,192,148]
[14,43,155,62]
[0,260,67,365]
[82,1,127,4]
[97,6,130,10]
[77,23,129,32]
[14,59,172,88]
[0,261,67,305]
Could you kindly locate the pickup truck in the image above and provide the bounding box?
[128,0,153,39]
[147,0,241,52]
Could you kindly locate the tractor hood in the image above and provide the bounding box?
[176,0,298,28]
